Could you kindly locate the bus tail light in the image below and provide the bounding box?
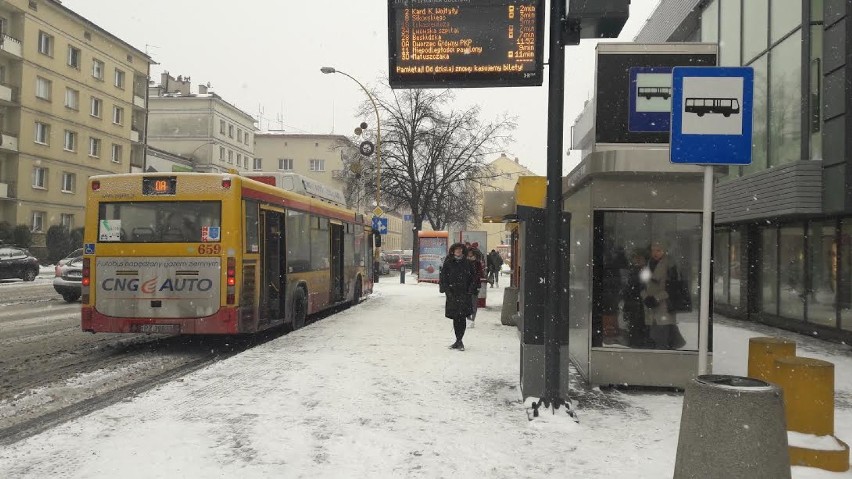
[91,180,100,191]
[226,257,236,304]
[222,178,232,189]
[81,258,91,303]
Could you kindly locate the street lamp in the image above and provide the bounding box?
[322,66,383,281]
[320,67,381,215]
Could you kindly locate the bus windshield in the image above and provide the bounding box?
[97,201,221,243]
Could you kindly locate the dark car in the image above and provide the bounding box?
[0,246,40,281]
[53,255,83,302]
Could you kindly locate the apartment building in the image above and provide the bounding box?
[253,132,348,190]
[146,72,255,173]
[0,0,151,235]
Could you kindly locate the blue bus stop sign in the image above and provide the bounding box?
[670,66,754,165]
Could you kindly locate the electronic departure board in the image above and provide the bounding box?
[388,0,546,89]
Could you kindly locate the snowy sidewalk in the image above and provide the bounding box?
[0,279,850,478]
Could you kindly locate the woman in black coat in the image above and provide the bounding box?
[440,243,476,351]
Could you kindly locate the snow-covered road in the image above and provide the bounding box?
[0,280,848,478]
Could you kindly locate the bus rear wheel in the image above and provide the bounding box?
[352,276,362,306]
[292,287,307,331]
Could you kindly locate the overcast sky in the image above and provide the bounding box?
[63,0,660,176]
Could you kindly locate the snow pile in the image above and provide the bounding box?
[788,431,847,452]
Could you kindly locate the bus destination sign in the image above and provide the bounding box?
[388,0,545,89]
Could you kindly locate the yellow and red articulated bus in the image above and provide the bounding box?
[81,173,374,335]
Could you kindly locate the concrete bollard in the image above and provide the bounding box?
[674,375,790,479]
[747,337,796,383]
[501,286,519,326]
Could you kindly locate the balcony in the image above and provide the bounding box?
[0,83,17,105]
[133,94,145,109]
[0,132,18,152]
[0,181,8,198]
[0,34,22,58]
[130,128,140,143]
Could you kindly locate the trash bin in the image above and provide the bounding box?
[674,375,791,479]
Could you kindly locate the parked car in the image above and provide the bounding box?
[58,248,84,266]
[377,253,391,275]
[401,250,413,270]
[0,246,40,281]
[54,255,83,302]
[385,253,404,271]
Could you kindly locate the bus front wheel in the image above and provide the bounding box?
[292,287,307,331]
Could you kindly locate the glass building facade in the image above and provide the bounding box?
[640,0,852,340]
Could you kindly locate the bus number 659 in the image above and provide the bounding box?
[198,244,222,255]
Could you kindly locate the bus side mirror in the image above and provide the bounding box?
[373,230,382,247]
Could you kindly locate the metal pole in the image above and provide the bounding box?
[544,0,567,406]
[698,165,713,375]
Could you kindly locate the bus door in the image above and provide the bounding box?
[330,222,344,302]
[260,208,286,322]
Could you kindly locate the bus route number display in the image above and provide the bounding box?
[388,0,545,89]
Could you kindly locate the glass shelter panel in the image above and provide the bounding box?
[593,211,702,351]
[841,220,852,332]
[779,224,806,321]
[761,227,779,315]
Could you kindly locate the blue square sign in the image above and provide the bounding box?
[670,66,754,165]
[372,216,388,235]
[629,66,673,133]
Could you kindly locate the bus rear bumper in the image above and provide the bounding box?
[82,307,240,334]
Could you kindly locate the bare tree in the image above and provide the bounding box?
[350,85,515,271]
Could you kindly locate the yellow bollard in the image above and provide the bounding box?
[773,356,834,436]
[747,337,796,383]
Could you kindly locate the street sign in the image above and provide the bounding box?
[628,66,673,133]
[670,66,754,165]
[403,214,412,222]
[387,0,546,89]
[359,141,375,156]
[372,216,389,235]
[372,206,384,217]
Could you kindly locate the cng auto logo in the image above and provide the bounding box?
[101,277,214,293]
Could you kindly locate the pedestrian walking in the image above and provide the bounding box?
[439,243,477,351]
[467,247,485,328]
[487,249,503,287]
[624,248,648,348]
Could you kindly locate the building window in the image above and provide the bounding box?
[35,76,51,101]
[744,56,769,176]
[90,97,102,118]
[61,172,75,193]
[700,0,718,43]
[253,158,262,170]
[771,0,802,43]
[34,122,49,145]
[808,220,838,328]
[742,0,768,63]
[219,146,225,161]
[237,129,243,142]
[719,0,741,66]
[65,88,79,110]
[237,153,242,166]
[228,150,233,164]
[113,106,124,125]
[309,159,325,171]
[67,46,81,69]
[245,133,251,145]
[111,144,122,163]
[278,158,293,170]
[228,124,234,138]
[220,120,225,135]
[768,31,802,166]
[60,214,74,229]
[92,59,104,80]
[32,211,45,233]
[37,31,53,56]
[64,130,77,152]
[114,68,125,89]
[89,137,101,157]
[32,167,47,188]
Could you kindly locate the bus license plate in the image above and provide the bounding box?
[139,324,180,334]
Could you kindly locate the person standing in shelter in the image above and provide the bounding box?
[440,243,476,351]
[623,248,649,348]
[467,247,485,328]
[640,241,685,349]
